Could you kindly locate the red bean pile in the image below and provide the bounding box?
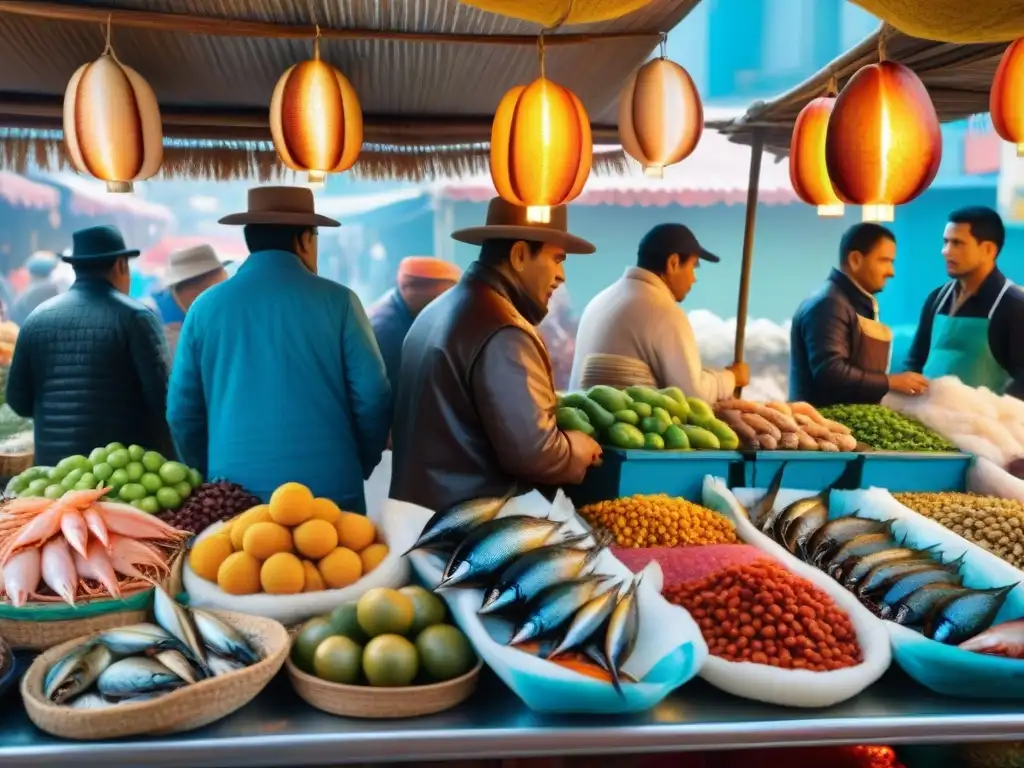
[157,480,261,535]
[666,559,862,671]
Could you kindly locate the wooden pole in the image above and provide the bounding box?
[732,129,765,398]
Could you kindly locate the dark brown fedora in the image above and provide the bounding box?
[451,197,595,254]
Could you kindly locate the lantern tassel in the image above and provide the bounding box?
[817,204,845,217]
[862,204,894,222]
[526,206,552,224]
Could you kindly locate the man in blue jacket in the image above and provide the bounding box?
[167,187,391,514]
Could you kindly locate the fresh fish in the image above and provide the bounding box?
[825,533,897,576]
[877,569,964,617]
[781,504,828,558]
[404,493,512,555]
[480,539,605,615]
[438,515,569,589]
[96,657,186,700]
[191,608,260,665]
[890,584,969,627]
[959,619,1024,658]
[582,641,639,683]
[68,693,111,710]
[508,576,609,645]
[154,650,199,684]
[924,585,1017,645]
[43,644,92,702]
[547,584,619,659]
[806,514,892,567]
[152,587,209,673]
[207,653,246,677]
[856,560,944,598]
[766,488,829,541]
[47,643,114,704]
[604,578,641,697]
[838,547,936,589]
[96,623,182,656]
[747,463,787,528]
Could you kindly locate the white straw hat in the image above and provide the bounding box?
[163,244,226,287]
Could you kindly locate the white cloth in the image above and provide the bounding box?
[569,267,735,401]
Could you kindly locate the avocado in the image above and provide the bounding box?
[613,409,640,426]
[643,433,665,450]
[663,424,690,450]
[629,402,653,418]
[556,406,595,436]
[681,424,721,450]
[685,397,717,429]
[605,422,645,450]
[658,387,691,419]
[586,385,630,414]
[706,418,740,450]
[640,416,668,435]
[560,392,616,429]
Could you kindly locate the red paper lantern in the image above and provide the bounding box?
[789,96,845,217]
[490,77,592,223]
[991,38,1024,157]
[825,61,941,222]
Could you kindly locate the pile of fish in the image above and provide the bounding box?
[0,489,188,607]
[42,586,260,709]
[407,494,641,695]
[744,465,1020,651]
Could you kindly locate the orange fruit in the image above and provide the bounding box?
[242,521,294,560]
[336,512,376,552]
[269,482,314,526]
[302,560,325,592]
[318,547,363,589]
[229,505,271,550]
[309,497,342,524]
[360,543,390,574]
[189,534,234,582]
[293,519,339,560]
[260,552,305,595]
[217,551,261,595]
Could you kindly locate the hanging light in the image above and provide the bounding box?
[618,38,703,179]
[270,27,363,186]
[991,38,1024,157]
[490,33,592,224]
[62,21,163,194]
[789,86,845,217]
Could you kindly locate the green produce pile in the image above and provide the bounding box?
[818,404,957,452]
[555,385,739,452]
[9,442,203,514]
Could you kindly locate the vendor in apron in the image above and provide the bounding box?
[905,207,1024,398]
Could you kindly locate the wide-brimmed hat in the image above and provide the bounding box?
[219,186,340,227]
[62,225,140,263]
[163,244,228,287]
[451,197,595,254]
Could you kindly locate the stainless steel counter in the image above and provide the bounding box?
[2,667,1024,768]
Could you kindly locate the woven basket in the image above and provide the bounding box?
[286,655,482,719]
[0,635,14,699]
[578,353,657,390]
[21,609,289,740]
[0,451,33,479]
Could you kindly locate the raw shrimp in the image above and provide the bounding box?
[81,507,109,548]
[60,509,90,558]
[41,537,78,606]
[73,540,121,599]
[2,548,41,607]
[107,535,171,581]
[96,502,188,542]
[60,487,113,510]
[0,504,65,565]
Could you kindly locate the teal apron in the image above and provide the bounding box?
[922,279,1016,393]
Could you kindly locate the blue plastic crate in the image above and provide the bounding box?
[747,451,861,491]
[860,451,973,492]
[567,449,745,507]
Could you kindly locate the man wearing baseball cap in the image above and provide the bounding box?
[149,244,229,358]
[570,223,748,401]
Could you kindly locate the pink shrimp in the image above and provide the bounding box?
[1,548,40,607]
[0,504,65,565]
[40,537,78,606]
[60,508,90,558]
[61,487,112,511]
[107,534,170,581]
[95,502,188,542]
[81,506,110,549]
[73,539,121,599]
[4,497,50,515]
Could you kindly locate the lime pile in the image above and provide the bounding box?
[10,443,203,514]
[292,586,476,687]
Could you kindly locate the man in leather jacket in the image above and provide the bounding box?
[390,198,603,512]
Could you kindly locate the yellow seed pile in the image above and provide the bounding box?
[895,492,1024,570]
[579,494,737,548]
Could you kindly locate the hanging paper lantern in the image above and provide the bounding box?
[457,0,651,26]
[618,58,703,179]
[789,96,845,217]
[270,59,363,185]
[825,61,941,222]
[63,53,163,194]
[991,39,1024,157]
[490,77,592,224]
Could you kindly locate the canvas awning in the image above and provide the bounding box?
[713,25,1010,158]
[0,0,699,181]
[0,170,59,210]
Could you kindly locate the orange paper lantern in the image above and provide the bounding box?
[270,59,363,185]
[490,77,593,224]
[825,61,941,222]
[991,38,1024,157]
[618,58,703,179]
[63,53,163,194]
[789,96,845,217]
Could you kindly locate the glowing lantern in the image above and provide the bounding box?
[991,39,1024,157]
[789,96,845,217]
[490,77,592,224]
[63,53,163,194]
[618,58,703,179]
[825,61,941,222]
[270,41,363,186]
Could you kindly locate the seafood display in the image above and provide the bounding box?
[818,404,957,453]
[613,544,766,588]
[0,490,188,607]
[42,587,261,708]
[714,400,858,452]
[579,494,738,547]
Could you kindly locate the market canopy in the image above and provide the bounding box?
[0,0,698,181]
[849,0,1024,44]
[713,25,1010,158]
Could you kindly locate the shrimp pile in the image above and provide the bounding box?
[0,488,189,607]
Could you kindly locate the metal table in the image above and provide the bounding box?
[2,667,1023,768]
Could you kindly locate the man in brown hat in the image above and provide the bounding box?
[390,198,603,512]
[167,187,392,514]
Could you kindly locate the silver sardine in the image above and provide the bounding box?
[405,493,512,555]
[97,623,182,656]
[825,533,896,576]
[96,657,185,700]
[856,559,943,598]
[924,585,1017,645]
[770,489,829,542]
[207,653,246,677]
[839,547,930,589]
[152,587,209,673]
[547,584,620,659]
[48,643,114,705]
[604,578,641,697]
[781,505,828,558]
[153,650,199,685]
[439,515,567,589]
[878,569,963,617]
[43,644,92,701]
[480,538,603,615]
[747,463,787,529]
[890,583,969,627]
[191,609,260,666]
[806,514,892,567]
[508,576,608,645]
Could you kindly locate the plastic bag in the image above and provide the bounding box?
[700,478,892,708]
[381,489,707,715]
[968,457,1024,504]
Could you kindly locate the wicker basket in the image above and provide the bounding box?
[0,635,14,699]
[21,609,289,740]
[286,655,482,719]
[0,450,33,479]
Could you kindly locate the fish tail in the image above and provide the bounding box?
[608,665,626,699]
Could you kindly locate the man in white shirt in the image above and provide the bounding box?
[569,223,749,402]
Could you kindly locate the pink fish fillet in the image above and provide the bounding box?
[959,620,1024,658]
[81,507,110,548]
[96,502,188,542]
[0,504,65,565]
[60,509,90,558]
[73,540,121,599]
[40,537,78,606]
[1,548,41,607]
[107,534,170,581]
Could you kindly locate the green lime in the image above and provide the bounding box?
[44,484,65,500]
[155,486,183,510]
[105,442,126,453]
[327,603,368,643]
[78,472,96,488]
[109,468,129,489]
[48,466,68,482]
[125,461,145,482]
[130,501,146,510]
[93,462,114,482]
[107,449,129,470]
[292,617,336,674]
[142,451,165,472]
[173,481,193,500]
[88,447,109,465]
[362,635,418,687]
[22,467,47,482]
[57,455,87,473]
[138,496,161,514]
[415,624,475,682]
[118,483,146,502]
[398,585,447,635]
[158,462,189,486]
[9,475,28,493]
[127,444,146,462]
[26,478,48,495]
[61,468,84,490]
[140,473,163,494]
[313,635,364,684]
[356,588,415,638]
[188,468,203,488]
[73,481,94,491]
